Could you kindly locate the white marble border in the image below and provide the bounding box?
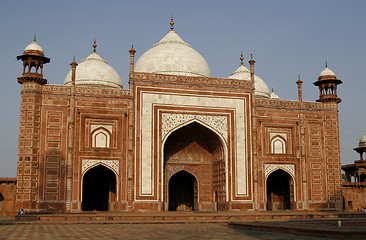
[136,88,249,199]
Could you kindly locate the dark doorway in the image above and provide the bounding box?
[0,193,4,212]
[169,171,197,211]
[82,165,116,211]
[360,174,366,182]
[267,169,292,211]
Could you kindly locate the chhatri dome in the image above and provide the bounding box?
[134,17,210,77]
[64,40,123,89]
[319,62,336,77]
[24,36,44,54]
[228,53,271,98]
[359,134,366,147]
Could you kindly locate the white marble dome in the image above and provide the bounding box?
[25,41,44,53]
[359,134,366,147]
[134,30,210,77]
[319,67,336,77]
[64,52,123,88]
[228,64,271,98]
[270,89,280,99]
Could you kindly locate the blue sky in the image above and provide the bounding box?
[0,0,365,176]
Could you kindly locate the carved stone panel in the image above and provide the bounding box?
[82,159,119,175]
[161,113,228,143]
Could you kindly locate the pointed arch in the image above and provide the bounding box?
[271,135,286,154]
[168,170,198,211]
[162,118,227,147]
[266,169,295,210]
[162,120,228,211]
[81,165,117,211]
[91,127,111,148]
[0,192,4,212]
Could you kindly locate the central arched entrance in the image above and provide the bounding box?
[169,170,197,211]
[82,165,117,211]
[266,169,293,211]
[163,121,226,211]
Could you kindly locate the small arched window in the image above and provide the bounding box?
[271,136,286,154]
[92,128,111,148]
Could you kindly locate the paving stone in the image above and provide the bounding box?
[0,223,334,240]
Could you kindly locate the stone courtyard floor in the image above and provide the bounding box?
[0,223,333,240]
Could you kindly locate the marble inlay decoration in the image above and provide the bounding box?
[82,159,119,175]
[265,164,295,177]
[161,113,228,143]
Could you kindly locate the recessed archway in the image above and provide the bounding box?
[266,169,293,211]
[168,170,197,211]
[163,121,226,211]
[0,192,4,213]
[82,165,117,211]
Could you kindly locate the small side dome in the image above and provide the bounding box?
[228,54,271,98]
[359,134,366,147]
[135,19,210,77]
[270,89,280,99]
[64,51,123,89]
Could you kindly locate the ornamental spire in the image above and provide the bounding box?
[170,16,174,30]
[240,52,244,65]
[93,39,97,52]
[34,35,36,42]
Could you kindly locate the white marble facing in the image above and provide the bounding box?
[82,159,119,175]
[137,88,249,200]
[265,164,295,178]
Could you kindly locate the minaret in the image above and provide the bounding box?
[313,62,342,103]
[66,57,78,212]
[129,44,136,76]
[296,74,303,102]
[17,36,50,85]
[16,37,50,211]
[249,54,255,82]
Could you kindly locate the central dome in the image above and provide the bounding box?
[134,30,210,77]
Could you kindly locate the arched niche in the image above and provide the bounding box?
[0,192,4,213]
[266,169,294,211]
[91,127,111,148]
[82,165,117,211]
[271,135,286,154]
[168,170,198,211]
[163,121,226,211]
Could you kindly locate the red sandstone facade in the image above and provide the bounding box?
[9,29,344,213]
[0,178,17,215]
[342,140,366,212]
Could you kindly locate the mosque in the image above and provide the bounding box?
[4,18,344,213]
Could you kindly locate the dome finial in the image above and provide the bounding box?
[325,61,328,68]
[170,15,174,30]
[34,35,36,42]
[93,39,97,52]
[240,52,244,65]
